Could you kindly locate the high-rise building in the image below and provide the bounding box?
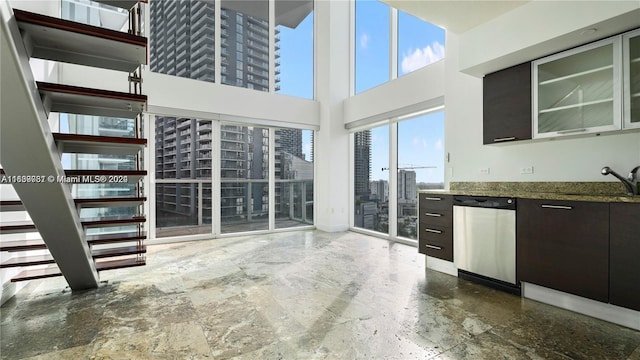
[370,179,389,203]
[398,170,417,202]
[353,130,371,196]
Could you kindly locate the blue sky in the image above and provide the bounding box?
[369,111,445,184]
[276,1,446,182]
[354,1,446,184]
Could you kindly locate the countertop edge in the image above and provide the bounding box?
[417,190,640,203]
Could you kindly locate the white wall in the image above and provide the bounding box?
[59,65,320,128]
[445,31,640,184]
[314,0,351,232]
[343,61,445,126]
[459,1,640,76]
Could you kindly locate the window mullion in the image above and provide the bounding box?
[269,0,275,92]
[389,121,398,239]
[214,0,221,84]
[268,127,275,230]
[212,120,222,236]
[390,6,398,80]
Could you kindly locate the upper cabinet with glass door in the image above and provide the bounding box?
[623,29,640,129]
[533,37,622,138]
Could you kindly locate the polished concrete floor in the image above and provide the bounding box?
[1,231,640,359]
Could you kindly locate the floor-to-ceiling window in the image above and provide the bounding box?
[155,117,213,237]
[275,129,314,228]
[220,124,269,233]
[354,0,390,94]
[351,109,444,242]
[354,0,445,94]
[353,125,389,234]
[275,0,314,98]
[397,10,445,77]
[152,117,314,239]
[396,111,445,240]
[150,0,215,82]
[149,0,314,98]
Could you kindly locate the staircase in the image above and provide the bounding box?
[0,0,148,290]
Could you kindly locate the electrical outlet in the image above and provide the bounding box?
[520,166,534,174]
[479,167,490,175]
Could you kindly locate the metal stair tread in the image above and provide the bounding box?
[0,239,47,251]
[75,196,147,208]
[13,9,147,72]
[53,133,146,155]
[81,215,146,227]
[0,221,37,233]
[86,231,146,244]
[0,254,54,268]
[11,266,62,282]
[95,257,146,271]
[0,200,25,212]
[92,244,146,258]
[37,82,146,119]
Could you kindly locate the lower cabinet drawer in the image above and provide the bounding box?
[418,222,453,261]
[420,241,453,262]
[418,223,452,244]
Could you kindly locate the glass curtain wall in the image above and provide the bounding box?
[397,11,445,77]
[354,0,390,94]
[149,0,314,97]
[155,116,213,237]
[150,0,215,82]
[354,1,446,92]
[352,111,444,241]
[275,0,314,98]
[396,111,445,240]
[275,129,314,228]
[220,0,270,90]
[220,125,269,233]
[353,125,389,234]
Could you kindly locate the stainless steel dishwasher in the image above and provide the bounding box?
[453,196,519,294]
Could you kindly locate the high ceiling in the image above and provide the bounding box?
[381,0,529,33]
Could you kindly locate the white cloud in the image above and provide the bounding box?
[434,139,443,150]
[412,137,428,149]
[360,33,370,49]
[400,42,445,74]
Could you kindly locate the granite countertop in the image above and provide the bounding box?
[418,182,640,203]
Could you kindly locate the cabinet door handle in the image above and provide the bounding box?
[425,228,442,234]
[541,204,573,210]
[425,244,442,250]
[557,128,587,134]
[493,137,516,142]
[425,212,442,217]
[423,197,442,201]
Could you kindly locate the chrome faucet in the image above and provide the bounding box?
[601,166,639,196]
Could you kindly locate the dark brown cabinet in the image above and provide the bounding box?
[517,199,609,302]
[418,194,453,261]
[609,203,640,311]
[483,62,532,144]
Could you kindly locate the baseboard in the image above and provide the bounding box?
[1,281,16,306]
[426,256,457,277]
[523,282,640,331]
[316,223,349,233]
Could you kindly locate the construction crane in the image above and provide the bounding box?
[381,165,436,171]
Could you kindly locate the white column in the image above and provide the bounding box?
[315,0,351,232]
